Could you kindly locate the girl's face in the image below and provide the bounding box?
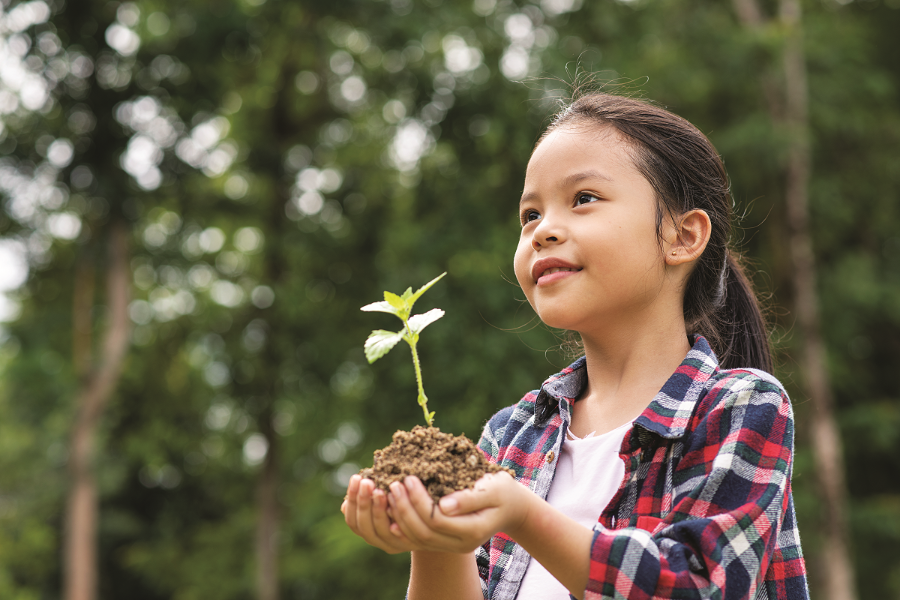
[514,125,674,334]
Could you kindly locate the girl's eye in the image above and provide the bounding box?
[575,193,600,206]
[520,209,541,226]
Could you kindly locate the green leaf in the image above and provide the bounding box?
[400,287,414,301]
[364,330,404,363]
[406,272,447,309]
[383,291,407,311]
[407,308,445,335]
[360,301,400,315]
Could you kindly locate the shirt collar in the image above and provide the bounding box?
[533,335,720,441]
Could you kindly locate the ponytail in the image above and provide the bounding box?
[544,93,774,373]
[690,251,773,373]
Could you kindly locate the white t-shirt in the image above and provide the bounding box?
[516,421,632,600]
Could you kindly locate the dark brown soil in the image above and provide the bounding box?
[359,426,514,501]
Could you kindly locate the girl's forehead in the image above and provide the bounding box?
[526,125,635,178]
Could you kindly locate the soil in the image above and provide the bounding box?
[359,425,514,501]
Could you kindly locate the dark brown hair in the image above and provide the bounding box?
[542,93,772,372]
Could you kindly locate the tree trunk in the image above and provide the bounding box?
[255,422,279,600]
[779,2,857,598]
[64,221,131,600]
[732,1,857,598]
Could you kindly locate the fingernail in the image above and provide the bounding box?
[439,497,458,515]
[404,476,416,488]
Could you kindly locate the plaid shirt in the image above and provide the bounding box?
[476,336,808,600]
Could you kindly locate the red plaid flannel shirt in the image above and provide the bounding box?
[476,336,808,599]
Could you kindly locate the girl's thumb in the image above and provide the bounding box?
[439,495,460,515]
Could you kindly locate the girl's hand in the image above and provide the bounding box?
[341,474,417,554]
[387,471,534,554]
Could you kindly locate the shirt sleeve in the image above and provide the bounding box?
[584,378,805,600]
[474,405,516,599]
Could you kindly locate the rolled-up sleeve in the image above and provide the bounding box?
[475,406,513,598]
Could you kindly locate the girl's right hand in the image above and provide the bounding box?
[342,474,417,554]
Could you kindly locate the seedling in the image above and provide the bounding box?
[361,272,446,427]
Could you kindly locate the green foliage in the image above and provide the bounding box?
[0,0,898,598]
[362,272,446,425]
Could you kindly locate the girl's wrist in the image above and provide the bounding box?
[502,481,538,541]
[409,550,482,600]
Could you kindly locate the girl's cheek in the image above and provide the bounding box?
[513,244,532,289]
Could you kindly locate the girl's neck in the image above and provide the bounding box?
[568,311,691,438]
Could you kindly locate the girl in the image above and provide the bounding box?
[342,93,809,600]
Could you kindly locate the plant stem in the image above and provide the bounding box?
[407,334,432,427]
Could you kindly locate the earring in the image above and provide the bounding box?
[671,251,677,255]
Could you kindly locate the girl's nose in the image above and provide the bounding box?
[531,218,563,250]
[531,235,558,250]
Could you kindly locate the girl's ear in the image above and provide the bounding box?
[666,209,712,265]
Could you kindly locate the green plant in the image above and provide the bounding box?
[361,273,447,427]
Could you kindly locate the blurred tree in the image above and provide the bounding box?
[66,222,130,600]
[0,1,899,599]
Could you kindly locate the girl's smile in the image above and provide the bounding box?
[532,257,583,286]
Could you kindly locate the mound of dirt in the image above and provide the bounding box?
[359,425,514,501]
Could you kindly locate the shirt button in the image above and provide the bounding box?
[546,451,555,463]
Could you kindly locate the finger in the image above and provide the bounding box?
[389,479,454,547]
[383,499,412,540]
[438,474,507,516]
[343,474,362,531]
[392,480,491,553]
[390,520,405,537]
[354,478,379,542]
[387,481,425,542]
[402,476,437,520]
[371,489,396,540]
[372,490,418,551]
[360,482,411,551]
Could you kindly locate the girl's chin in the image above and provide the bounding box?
[536,303,615,334]
[535,309,586,332]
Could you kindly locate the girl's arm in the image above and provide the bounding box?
[408,551,482,600]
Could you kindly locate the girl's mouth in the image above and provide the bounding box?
[540,267,578,277]
[532,258,582,285]
[536,267,581,286]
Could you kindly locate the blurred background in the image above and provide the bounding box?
[0,0,898,598]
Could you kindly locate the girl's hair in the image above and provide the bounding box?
[542,93,773,373]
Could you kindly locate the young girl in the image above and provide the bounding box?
[342,93,809,600]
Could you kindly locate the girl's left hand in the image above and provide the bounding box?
[386,471,534,554]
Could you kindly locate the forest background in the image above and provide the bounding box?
[0,0,898,598]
